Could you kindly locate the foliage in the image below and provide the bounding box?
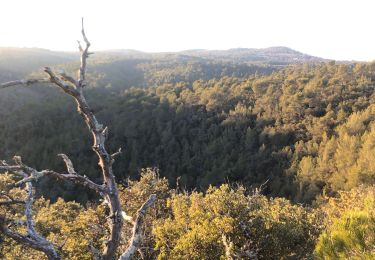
[2,61,375,203]
[0,169,169,259]
[315,186,375,259]
[153,184,323,259]
[315,210,375,259]
[118,168,172,259]
[2,53,375,259]
[0,172,106,260]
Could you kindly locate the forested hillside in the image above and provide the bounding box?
[1,48,374,259]
[1,58,374,201]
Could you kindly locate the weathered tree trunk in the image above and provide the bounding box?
[0,19,156,260]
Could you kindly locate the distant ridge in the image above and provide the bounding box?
[0,47,77,79]
[0,46,327,67]
[93,46,326,65]
[179,46,326,64]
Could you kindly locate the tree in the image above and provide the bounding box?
[315,186,375,259]
[315,210,375,259]
[0,19,156,260]
[153,184,323,259]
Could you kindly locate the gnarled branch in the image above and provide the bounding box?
[0,19,156,260]
[43,67,78,96]
[119,194,157,260]
[78,17,91,85]
[0,163,106,195]
[0,78,51,89]
[0,192,25,206]
[58,154,77,175]
[0,215,60,260]
[0,171,60,260]
[59,70,78,85]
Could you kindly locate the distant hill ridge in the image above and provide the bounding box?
[179,46,325,64]
[100,46,326,64]
[0,46,326,67]
[0,47,77,80]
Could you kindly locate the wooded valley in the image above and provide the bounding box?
[0,46,374,259]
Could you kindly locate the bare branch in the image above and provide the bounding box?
[121,211,134,224]
[119,194,157,260]
[0,192,16,201]
[44,67,78,96]
[24,182,38,237]
[59,70,78,85]
[0,181,60,260]
[77,40,83,53]
[15,171,44,186]
[222,234,234,260]
[81,18,91,49]
[0,78,50,89]
[78,17,91,85]
[0,192,25,206]
[0,18,123,258]
[0,200,24,206]
[0,165,106,195]
[8,219,27,228]
[0,215,60,259]
[0,20,157,260]
[58,154,76,175]
[0,158,27,178]
[67,22,125,258]
[111,147,122,160]
[102,126,109,140]
[42,170,107,194]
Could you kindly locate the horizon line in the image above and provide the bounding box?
[0,45,370,62]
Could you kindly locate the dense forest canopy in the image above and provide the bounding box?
[0,52,373,202]
[1,47,374,259]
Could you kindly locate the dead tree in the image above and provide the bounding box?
[0,19,156,260]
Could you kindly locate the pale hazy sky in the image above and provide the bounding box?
[1,0,374,61]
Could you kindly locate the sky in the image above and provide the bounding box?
[0,0,375,61]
